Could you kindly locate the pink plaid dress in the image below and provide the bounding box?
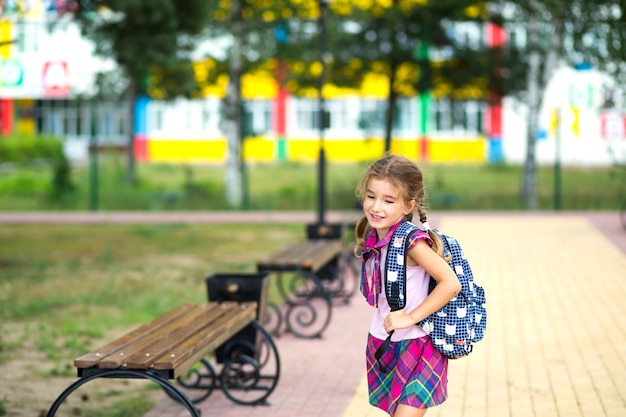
[366,334,448,413]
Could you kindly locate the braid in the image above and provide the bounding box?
[417,202,449,261]
[416,203,427,224]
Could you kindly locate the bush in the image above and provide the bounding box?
[0,134,73,201]
[0,134,63,162]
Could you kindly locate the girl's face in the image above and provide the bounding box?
[362,178,415,238]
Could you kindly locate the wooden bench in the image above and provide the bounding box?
[46,301,280,417]
[258,239,343,273]
[257,239,344,339]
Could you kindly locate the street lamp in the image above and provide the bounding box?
[316,0,329,225]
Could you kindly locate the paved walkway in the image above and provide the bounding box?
[3,211,624,416]
[136,212,626,417]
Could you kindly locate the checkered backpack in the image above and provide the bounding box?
[381,221,487,360]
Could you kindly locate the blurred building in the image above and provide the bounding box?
[1,2,624,166]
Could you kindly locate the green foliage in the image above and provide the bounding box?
[0,135,74,202]
[272,1,510,97]
[563,1,626,92]
[497,1,626,101]
[0,134,63,163]
[0,171,49,198]
[0,396,7,416]
[50,156,74,200]
[75,0,214,98]
[273,1,514,150]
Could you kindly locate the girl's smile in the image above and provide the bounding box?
[363,178,415,238]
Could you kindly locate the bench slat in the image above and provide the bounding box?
[74,303,200,369]
[73,301,259,380]
[153,302,257,375]
[257,239,342,272]
[97,305,220,369]
[125,302,240,369]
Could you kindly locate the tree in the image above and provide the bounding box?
[202,0,306,208]
[571,0,626,90]
[73,0,213,184]
[278,1,511,153]
[190,1,516,208]
[500,0,626,209]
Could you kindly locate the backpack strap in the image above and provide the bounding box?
[384,221,420,311]
[424,229,449,294]
[375,221,420,372]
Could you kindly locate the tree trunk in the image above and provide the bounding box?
[522,1,563,210]
[224,0,244,208]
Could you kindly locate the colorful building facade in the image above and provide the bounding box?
[1,3,624,167]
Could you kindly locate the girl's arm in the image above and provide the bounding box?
[383,239,461,333]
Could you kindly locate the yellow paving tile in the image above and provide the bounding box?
[342,215,626,417]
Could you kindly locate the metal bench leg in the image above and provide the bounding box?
[46,369,201,417]
[219,320,281,405]
[164,357,217,404]
[285,270,333,338]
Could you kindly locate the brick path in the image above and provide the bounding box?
[133,212,626,417]
[3,211,624,416]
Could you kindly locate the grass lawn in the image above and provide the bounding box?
[0,155,623,211]
[0,222,304,417]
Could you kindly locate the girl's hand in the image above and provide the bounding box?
[383,310,416,334]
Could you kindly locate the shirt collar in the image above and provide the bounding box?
[363,220,404,253]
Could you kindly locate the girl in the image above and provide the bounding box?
[355,155,461,417]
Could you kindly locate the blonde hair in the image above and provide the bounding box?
[354,154,446,259]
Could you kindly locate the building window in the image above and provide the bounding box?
[243,99,271,136]
[16,21,39,53]
[359,99,386,136]
[293,98,317,133]
[432,98,485,136]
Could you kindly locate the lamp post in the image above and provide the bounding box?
[89,102,99,211]
[316,0,328,225]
